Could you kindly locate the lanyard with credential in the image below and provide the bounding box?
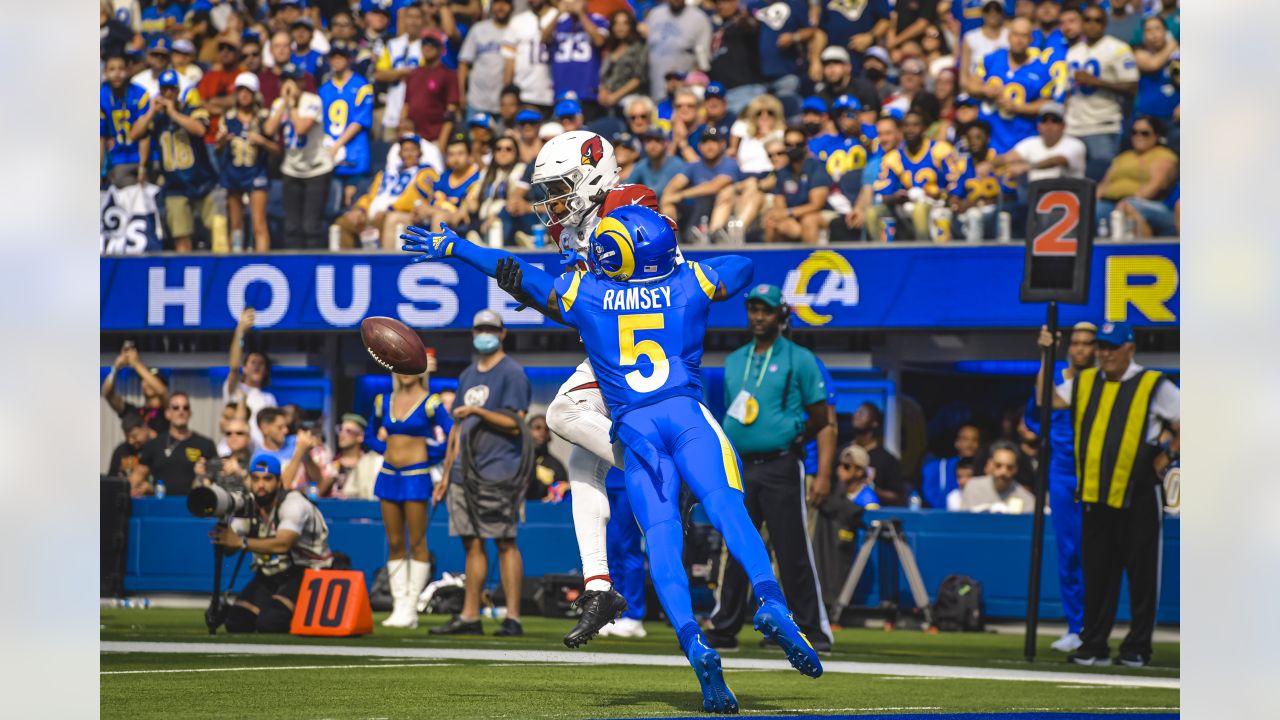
[742,343,774,392]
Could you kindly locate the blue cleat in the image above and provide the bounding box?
[753,600,823,678]
[686,636,739,714]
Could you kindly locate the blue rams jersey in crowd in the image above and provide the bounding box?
[1136,52,1180,120]
[140,4,186,43]
[819,0,891,57]
[319,76,375,176]
[551,13,610,101]
[947,146,1008,202]
[803,357,837,476]
[553,260,722,421]
[101,83,152,168]
[292,48,328,79]
[952,0,1014,36]
[873,138,956,197]
[1032,28,1069,62]
[152,90,218,197]
[218,110,271,191]
[849,483,881,509]
[750,0,810,79]
[975,49,1067,153]
[434,166,481,207]
[809,132,869,183]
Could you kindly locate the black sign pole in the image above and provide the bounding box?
[1024,301,1058,661]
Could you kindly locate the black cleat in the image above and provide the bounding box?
[428,615,483,635]
[563,588,628,648]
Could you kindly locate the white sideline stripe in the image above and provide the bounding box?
[100,641,1179,689]
[101,662,452,675]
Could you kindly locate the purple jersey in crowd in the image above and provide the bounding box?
[551,13,609,101]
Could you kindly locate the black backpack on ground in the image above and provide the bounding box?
[932,575,984,631]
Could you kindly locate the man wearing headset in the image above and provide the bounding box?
[705,283,835,653]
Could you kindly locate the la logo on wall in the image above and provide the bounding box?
[782,251,859,326]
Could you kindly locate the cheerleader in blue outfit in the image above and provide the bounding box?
[366,352,453,628]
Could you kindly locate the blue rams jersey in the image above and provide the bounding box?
[101,83,152,167]
[850,483,881,509]
[976,49,1067,153]
[291,49,328,78]
[319,76,375,176]
[952,0,1013,36]
[809,132,869,183]
[947,146,1007,202]
[434,166,481,207]
[873,138,956,197]
[554,261,722,420]
[152,90,218,197]
[141,4,186,43]
[551,13,609,100]
[1032,28,1068,62]
[219,110,271,191]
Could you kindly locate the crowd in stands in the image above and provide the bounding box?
[100,0,1180,251]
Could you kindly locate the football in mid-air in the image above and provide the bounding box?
[361,316,427,375]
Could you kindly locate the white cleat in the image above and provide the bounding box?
[1050,632,1082,653]
[608,617,648,638]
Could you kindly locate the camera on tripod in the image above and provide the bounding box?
[187,483,257,520]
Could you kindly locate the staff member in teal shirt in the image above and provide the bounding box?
[706,284,835,652]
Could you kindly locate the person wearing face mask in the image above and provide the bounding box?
[762,126,832,243]
[210,454,335,633]
[432,310,534,637]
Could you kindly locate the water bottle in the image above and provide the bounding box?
[1110,208,1129,241]
[230,228,245,253]
[881,215,896,243]
[154,480,167,499]
[123,597,152,609]
[909,492,922,511]
[308,482,319,500]
[1098,215,1110,239]
[359,227,380,250]
[928,203,952,243]
[532,223,546,248]
[964,208,984,242]
[996,211,1012,242]
[328,224,342,251]
[697,215,710,244]
[480,606,508,620]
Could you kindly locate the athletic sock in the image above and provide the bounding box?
[753,580,786,607]
[677,622,704,656]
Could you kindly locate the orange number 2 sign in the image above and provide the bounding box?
[1032,190,1080,256]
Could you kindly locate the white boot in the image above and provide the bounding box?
[404,559,431,628]
[382,559,416,628]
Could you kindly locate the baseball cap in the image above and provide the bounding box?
[955,93,980,107]
[832,94,861,113]
[881,107,905,121]
[664,70,687,81]
[421,31,446,47]
[158,69,180,88]
[278,0,307,8]
[1072,321,1099,333]
[820,46,851,64]
[801,96,828,114]
[467,112,493,129]
[611,131,639,152]
[864,46,890,66]
[1095,321,1134,346]
[704,82,726,100]
[473,309,504,329]
[555,98,583,118]
[328,40,355,57]
[699,125,728,142]
[173,38,196,55]
[641,127,668,141]
[361,0,390,14]
[901,57,926,75]
[398,133,423,146]
[538,122,565,140]
[279,63,306,80]
[249,454,282,478]
[1038,101,1066,120]
[515,108,542,124]
[840,444,871,469]
[291,16,315,30]
[746,283,785,308]
[233,72,260,93]
[148,35,172,54]
[341,413,368,430]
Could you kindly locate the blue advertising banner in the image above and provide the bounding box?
[100,243,1179,331]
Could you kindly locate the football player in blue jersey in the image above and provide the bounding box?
[402,206,824,712]
[319,41,375,207]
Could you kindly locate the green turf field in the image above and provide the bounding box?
[100,609,1179,719]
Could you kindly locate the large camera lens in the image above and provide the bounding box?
[187,485,254,519]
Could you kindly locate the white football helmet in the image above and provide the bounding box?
[530,130,620,229]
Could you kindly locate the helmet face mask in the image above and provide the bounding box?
[531,170,587,227]
[530,131,620,229]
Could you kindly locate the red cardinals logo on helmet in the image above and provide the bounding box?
[580,136,603,166]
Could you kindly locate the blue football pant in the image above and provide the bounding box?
[619,397,779,633]
[606,482,648,621]
[1051,474,1084,634]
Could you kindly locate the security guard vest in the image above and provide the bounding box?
[1071,367,1165,509]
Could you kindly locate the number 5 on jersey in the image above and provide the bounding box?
[618,313,669,393]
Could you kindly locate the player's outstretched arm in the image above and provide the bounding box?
[703,254,754,301]
[401,223,562,321]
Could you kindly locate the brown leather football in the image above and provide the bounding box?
[360,317,427,375]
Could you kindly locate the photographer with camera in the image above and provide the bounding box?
[206,454,335,633]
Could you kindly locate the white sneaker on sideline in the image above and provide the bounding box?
[1051,632,1082,652]
[609,617,647,638]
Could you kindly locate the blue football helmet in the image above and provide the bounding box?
[588,205,678,282]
